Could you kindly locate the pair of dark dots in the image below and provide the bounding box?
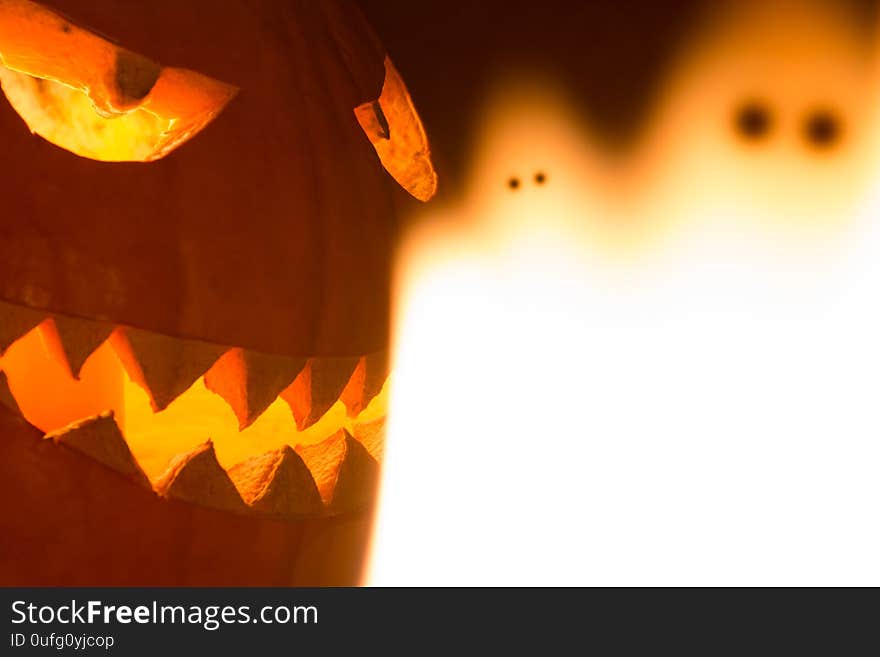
[734,102,841,148]
[508,172,547,190]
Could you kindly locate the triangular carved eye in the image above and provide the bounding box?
[0,0,237,162]
[355,57,438,202]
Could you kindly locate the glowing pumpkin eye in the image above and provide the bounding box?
[354,57,438,202]
[0,0,237,162]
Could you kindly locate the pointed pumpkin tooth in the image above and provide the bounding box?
[280,357,360,431]
[109,328,225,412]
[351,416,386,462]
[45,411,150,488]
[296,429,379,514]
[153,440,246,513]
[41,315,114,379]
[339,351,390,417]
[204,348,307,430]
[0,300,45,355]
[228,445,323,518]
[0,371,22,415]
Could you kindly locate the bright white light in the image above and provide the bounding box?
[369,4,880,585]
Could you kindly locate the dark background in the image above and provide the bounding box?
[357,0,879,198]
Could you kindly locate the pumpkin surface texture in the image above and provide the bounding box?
[0,0,435,585]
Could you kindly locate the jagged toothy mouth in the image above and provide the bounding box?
[0,299,387,519]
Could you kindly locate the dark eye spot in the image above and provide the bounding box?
[734,101,773,141]
[804,109,841,149]
[508,177,521,190]
[534,172,547,185]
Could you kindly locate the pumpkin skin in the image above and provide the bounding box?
[0,0,435,585]
[0,0,421,358]
[0,402,373,586]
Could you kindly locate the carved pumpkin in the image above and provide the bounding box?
[0,0,435,585]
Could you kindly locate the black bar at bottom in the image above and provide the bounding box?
[0,587,873,653]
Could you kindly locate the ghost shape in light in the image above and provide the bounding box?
[371,0,880,586]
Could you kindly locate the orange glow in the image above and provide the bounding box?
[633,0,880,236]
[0,323,388,481]
[370,0,880,585]
[0,0,237,161]
[355,57,438,201]
[1,323,124,432]
[122,373,387,480]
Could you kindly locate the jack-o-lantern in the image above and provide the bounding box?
[0,0,435,585]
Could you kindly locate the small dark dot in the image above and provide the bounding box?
[804,110,841,148]
[534,172,547,185]
[61,23,72,33]
[734,101,772,141]
[508,177,521,190]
